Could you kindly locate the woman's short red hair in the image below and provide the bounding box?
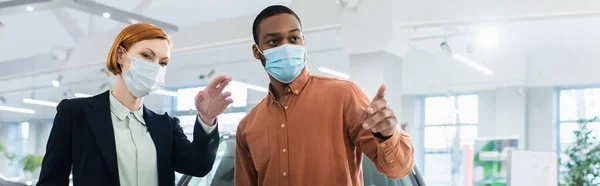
[106,23,172,75]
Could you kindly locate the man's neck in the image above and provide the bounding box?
[269,78,288,103]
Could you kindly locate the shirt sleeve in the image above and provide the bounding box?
[343,82,415,179]
[197,115,217,134]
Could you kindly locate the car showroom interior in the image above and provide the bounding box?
[1,0,599,186]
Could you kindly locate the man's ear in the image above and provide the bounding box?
[252,44,261,60]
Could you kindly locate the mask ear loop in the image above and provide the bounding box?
[118,46,134,71]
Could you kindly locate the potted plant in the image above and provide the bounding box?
[560,117,600,186]
[20,154,44,181]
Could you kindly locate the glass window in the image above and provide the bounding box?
[176,85,248,112]
[423,95,478,186]
[558,88,600,184]
[559,88,600,145]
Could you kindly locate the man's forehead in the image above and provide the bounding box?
[260,14,301,35]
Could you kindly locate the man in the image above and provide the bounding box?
[235,5,414,186]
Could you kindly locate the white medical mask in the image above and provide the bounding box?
[121,49,166,98]
[257,44,306,84]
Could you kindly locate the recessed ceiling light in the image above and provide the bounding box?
[102,12,111,19]
[52,75,63,87]
[23,98,59,107]
[74,93,93,98]
[318,67,350,79]
[26,6,34,12]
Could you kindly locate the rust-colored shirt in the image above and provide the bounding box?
[235,68,414,186]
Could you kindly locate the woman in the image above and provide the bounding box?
[37,23,234,186]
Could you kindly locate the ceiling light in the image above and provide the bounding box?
[52,75,63,87]
[451,54,494,75]
[26,6,34,12]
[441,41,493,75]
[0,105,35,114]
[23,98,59,107]
[102,12,111,19]
[318,67,350,79]
[231,81,268,93]
[74,93,93,98]
[155,89,180,97]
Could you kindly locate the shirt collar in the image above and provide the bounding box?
[268,67,311,104]
[109,91,146,125]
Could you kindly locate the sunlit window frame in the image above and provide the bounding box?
[421,94,478,185]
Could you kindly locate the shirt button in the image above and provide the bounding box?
[281,124,285,128]
[282,148,287,152]
[294,90,299,94]
[282,172,287,176]
[380,143,386,148]
[287,88,291,92]
[284,106,288,110]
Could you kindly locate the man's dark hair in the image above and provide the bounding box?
[252,5,302,44]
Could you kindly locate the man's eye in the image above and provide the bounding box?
[290,37,300,41]
[159,62,167,67]
[267,40,278,45]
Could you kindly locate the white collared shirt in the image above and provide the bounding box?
[109,92,215,186]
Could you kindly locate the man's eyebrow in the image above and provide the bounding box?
[288,28,300,33]
[263,32,282,39]
[262,28,301,39]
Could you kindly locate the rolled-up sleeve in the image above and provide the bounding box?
[343,82,415,179]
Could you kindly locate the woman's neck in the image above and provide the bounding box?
[112,75,144,111]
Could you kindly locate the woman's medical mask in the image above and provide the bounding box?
[121,49,166,98]
[257,44,306,84]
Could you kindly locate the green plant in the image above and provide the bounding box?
[0,143,4,153]
[20,154,44,173]
[560,117,600,186]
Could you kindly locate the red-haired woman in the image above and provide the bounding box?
[37,23,233,186]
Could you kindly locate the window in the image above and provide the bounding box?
[423,95,478,186]
[558,88,600,153]
[175,85,249,136]
[176,85,248,112]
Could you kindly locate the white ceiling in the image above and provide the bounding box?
[3,0,600,121]
[0,0,291,62]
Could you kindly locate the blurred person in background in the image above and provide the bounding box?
[234,5,415,186]
[37,23,234,186]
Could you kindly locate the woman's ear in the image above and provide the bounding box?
[116,47,124,65]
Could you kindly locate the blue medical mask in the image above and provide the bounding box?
[121,49,166,98]
[257,44,306,84]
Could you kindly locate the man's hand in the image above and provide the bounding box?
[195,75,234,125]
[362,85,398,137]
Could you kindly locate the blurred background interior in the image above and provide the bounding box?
[1,0,600,185]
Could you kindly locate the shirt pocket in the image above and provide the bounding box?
[245,131,271,170]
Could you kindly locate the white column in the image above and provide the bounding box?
[527,87,558,152]
[477,86,528,149]
[341,0,417,169]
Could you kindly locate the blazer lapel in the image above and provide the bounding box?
[84,91,120,184]
[143,107,169,186]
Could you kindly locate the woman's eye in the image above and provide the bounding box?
[290,37,300,42]
[159,62,167,67]
[142,53,152,59]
